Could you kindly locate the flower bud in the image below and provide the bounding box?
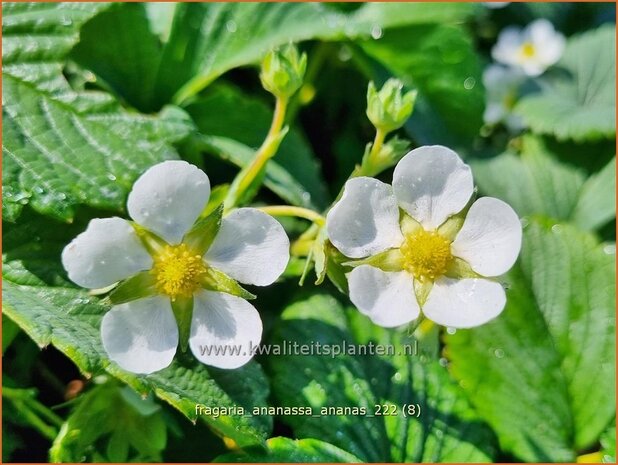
[366,79,417,133]
[260,44,307,99]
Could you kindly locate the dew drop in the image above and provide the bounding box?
[551,224,562,233]
[106,173,117,181]
[463,77,476,90]
[370,24,383,40]
[338,45,352,62]
[603,244,615,255]
[446,327,457,335]
[439,357,448,367]
[225,20,237,33]
[494,348,505,358]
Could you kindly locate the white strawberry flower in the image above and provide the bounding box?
[326,146,522,329]
[483,64,526,131]
[62,160,289,374]
[492,19,565,76]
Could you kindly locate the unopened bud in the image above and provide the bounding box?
[260,44,307,99]
[366,79,417,133]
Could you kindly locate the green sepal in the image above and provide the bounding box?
[108,271,158,305]
[312,227,328,285]
[437,189,476,241]
[171,296,193,353]
[399,212,422,236]
[298,247,314,287]
[343,248,404,272]
[413,279,433,307]
[445,257,482,280]
[324,245,350,295]
[201,184,229,218]
[183,204,223,255]
[131,223,168,255]
[201,267,256,300]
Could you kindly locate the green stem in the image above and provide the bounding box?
[257,206,325,226]
[224,97,289,210]
[351,127,387,178]
[3,387,64,440]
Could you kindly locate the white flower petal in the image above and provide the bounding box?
[61,217,152,289]
[189,291,262,369]
[392,146,474,229]
[101,296,178,374]
[484,103,507,125]
[528,19,557,45]
[326,177,403,259]
[205,208,289,286]
[492,27,522,66]
[348,265,420,328]
[127,160,210,244]
[451,197,522,277]
[423,277,506,328]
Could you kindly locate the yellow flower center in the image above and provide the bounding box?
[151,244,206,299]
[520,42,536,58]
[400,229,453,281]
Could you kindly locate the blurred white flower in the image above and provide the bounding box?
[62,160,289,374]
[484,2,510,9]
[492,19,565,76]
[483,64,526,131]
[327,146,522,329]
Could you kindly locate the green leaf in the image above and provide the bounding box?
[268,293,496,462]
[50,382,167,462]
[2,280,272,448]
[2,2,111,93]
[2,207,86,286]
[2,4,194,221]
[601,426,616,463]
[2,73,193,221]
[446,219,615,460]
[471,136,585,221]
[185,84,329,209]
[360,24,484,150]
[472,136,616,231]
[351,2,478,29]
[156,3,348,105]
[70,3,164,112]
[213,437,363,463]
[572,157,616,231]
[515,25,616,142]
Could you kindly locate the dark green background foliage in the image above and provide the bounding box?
[2,2,615,463]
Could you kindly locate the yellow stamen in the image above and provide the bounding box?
[151,244,206,299]
[520,42,535,58]
[400,229,453,282]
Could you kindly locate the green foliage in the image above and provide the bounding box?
[601,426,616,463]
[269,293,496,463]
[446,219,615,460]
[515,25,616,142]
[471,136,616,230]
[185,84,329,209]
[2,2,615,463]
[214,437,362,463]
[50,383,167,462]
[361,24,484,151]
[2,279,272,448]
[2,74,192,221]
